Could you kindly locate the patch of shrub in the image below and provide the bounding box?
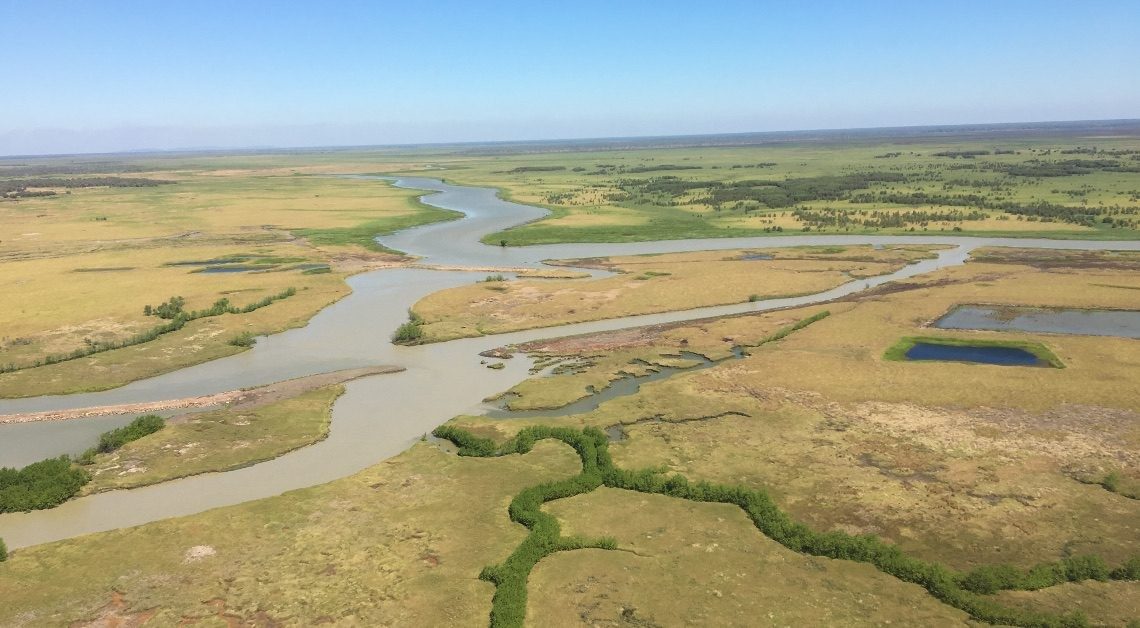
[76,414,167,465]
[228,332,257,348]
[0,457,90,513]
[392,310,426,344]
[432,422,1110,628]
[145,296,186,319]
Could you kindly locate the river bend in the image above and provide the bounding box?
[1,176,1137,548]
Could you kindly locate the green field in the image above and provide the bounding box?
[376,137,1140,244]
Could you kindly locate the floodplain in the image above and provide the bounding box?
[1,127,1139,627]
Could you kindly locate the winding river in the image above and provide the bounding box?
[2,176,1138,549]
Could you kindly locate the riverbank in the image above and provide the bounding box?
[0,366,402,425]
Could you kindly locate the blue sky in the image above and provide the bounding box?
[1,0,1137,155]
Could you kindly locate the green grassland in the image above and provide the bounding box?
[375,137,1140,244]
[80,384,345,494]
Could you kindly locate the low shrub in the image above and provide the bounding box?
[431,423,1111,628]
[392,310,426,344]
[228,331,257,347]
[0,456,90,513]
[77,414,166,464]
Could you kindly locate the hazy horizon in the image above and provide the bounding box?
[3,117,1140,160]
[3,0,1137,156]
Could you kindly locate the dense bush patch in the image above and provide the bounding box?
[432,424,1132,628]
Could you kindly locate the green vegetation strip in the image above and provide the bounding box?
[0,415,165,513]
[75,414,165,465]
[1076,471,1140,501]
[883,336,1065,368]
[0,288,296,374]
[294,194,460,253]
[432,424,1137,628]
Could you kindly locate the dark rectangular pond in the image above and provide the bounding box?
[935,305,1140,338]
[905,342,1047,366]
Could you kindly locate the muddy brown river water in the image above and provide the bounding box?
[1,176,1138,549]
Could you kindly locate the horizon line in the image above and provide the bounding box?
[2,117,1138,161]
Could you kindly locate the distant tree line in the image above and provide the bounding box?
[0,162,150,177]
[983,159,1140,177]
[792,207,986,229]
[588,164,703,175]
[0,177,174,199]
[498,166,566,174]
[849,190,1138,227]
[932,150,991,158]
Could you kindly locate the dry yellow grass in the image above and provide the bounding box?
[1,172,438,248]
[723,254,1140,412]
[0,244,335,356]
[1,250,1136,626]
[0,169,454,397]
[0,441,581,626]
[448,250,1140,581]
[413,245,940,341]
[0,277,348,398]
[994,580,1140,625]
[80,384,346,494]
[532,488,969,626]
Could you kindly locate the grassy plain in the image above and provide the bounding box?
[433,248,1140,623]
[0,441,581,626]
[382,138,1140,244]
[412,244,939,342]
[533,488,969,626]
[80,384,345,493]
[0,249,1138,625]
[3,132,1140,626]
[0,165,457,397]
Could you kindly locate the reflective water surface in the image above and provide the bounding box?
[905,342,1046,366]
[935,305,1140,338]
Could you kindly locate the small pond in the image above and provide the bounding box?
[905,342,1046,366]
[936,305,1140,339]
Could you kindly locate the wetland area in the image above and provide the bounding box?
[2,131,1140,627]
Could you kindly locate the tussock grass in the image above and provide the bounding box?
[433,424,1132,627]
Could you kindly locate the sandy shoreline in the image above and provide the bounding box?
[0,366,403,425]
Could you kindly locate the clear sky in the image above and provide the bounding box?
[1,0,1137,155]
